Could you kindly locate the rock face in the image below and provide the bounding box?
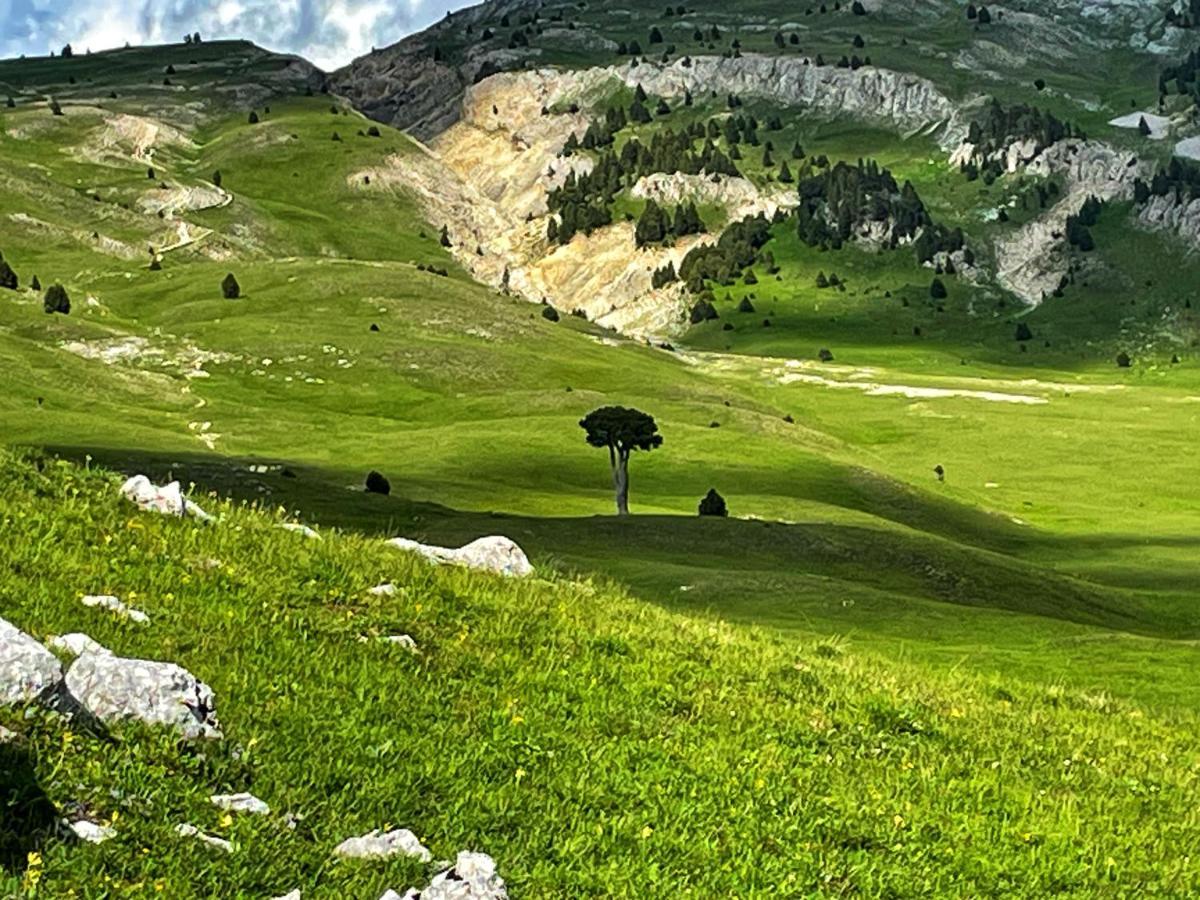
[64,652,222,739]
[333,828,432,862]
[0,617,63,706]
[994,140,1151,304]
[386,536,533,578]
[330,0,540,140]
[1138,193,1200,251]
[617,55,965,147]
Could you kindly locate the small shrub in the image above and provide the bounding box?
[1015,322,1033,342]
[248,110,259,124]
[43,283,70,315]
[818,348,834,363]
[930,278,948,300]
[698,488,728,517]
[365,470,391,495]
[1116,351,1132,368]
[542,305,561,322]
[0,258,17,290]
[30,275,41,291]
[212,170,222,188]
[221,273,240,299]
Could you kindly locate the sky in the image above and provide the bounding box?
[0,0,476,70]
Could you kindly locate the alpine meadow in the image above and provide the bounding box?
[2,1,1200,897]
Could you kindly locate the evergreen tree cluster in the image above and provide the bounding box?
[1165,0,1200,28]
[1133,157,1200,205]
[678,214,773,291]
[651,261,678,288]
[1160,49,1200,110]
[963,100,1083,183]
[793,159,934,252]
[1064,195,1103,253]
[635,199,705,248]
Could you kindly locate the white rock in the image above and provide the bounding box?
[120,474,212,521]
[416,852,507,900]
[272,892,301,900]
[333,828,432,862]
[48,633,110,657]
[174,823,233,853]
[80,594,149,624]
[65,652,221,739]
[278,523,321,540]
[210,792,269,815]
[383,635,418,651]
[386,536,533,578]
[0,617,63,706]
[67,819,115,844]
[368,583,398,596]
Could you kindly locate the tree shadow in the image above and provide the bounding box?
[0,742,57,875]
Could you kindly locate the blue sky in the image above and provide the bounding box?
[0,0,475,70]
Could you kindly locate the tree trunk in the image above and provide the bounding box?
[612,450,630,516]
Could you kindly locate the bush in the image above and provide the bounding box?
[365,471,391,495]
[542,305,560,322]
[1015,322,1033,342]
[930,278,948,300]
[221,273,240,299]
[737,297,755,313]
[0,258,17,290]
[30,274,40,291]
[43,283,69,315]
[212,170,222,188]
[248,110,259,124]
[689,299,719,324]
[1116,352,1132,368]
[818,348,834,362]
[698,488,728,517]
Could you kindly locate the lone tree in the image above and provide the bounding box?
[43,283,70,315]
[221,273,240,299]
[364,470,391,495]
[580,406,662,516]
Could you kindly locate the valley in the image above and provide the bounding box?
[2,2,1200,895]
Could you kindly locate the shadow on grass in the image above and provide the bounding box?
[37,444,1200,639]
[0,743,57,875]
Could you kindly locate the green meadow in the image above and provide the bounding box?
[0,25,1198,897]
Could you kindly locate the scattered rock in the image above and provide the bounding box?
[65,652,221,739]
[385,536,533,578]
[174,822,233,853]
[368,583,398,597]
[278,523,321,540]
[272,892,302,900]
[210,792,270,815]
[120,474,212,521]
[80,594,149,624]
[334,828,432,862]
[67,819,116,844]
[399,852,508,900]
[48,633,110,657]
[0,617,63,706]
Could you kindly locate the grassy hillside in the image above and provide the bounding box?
[1,25,1200,896]
[3,451,1200,898]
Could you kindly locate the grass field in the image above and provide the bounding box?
[1,25,1199,898]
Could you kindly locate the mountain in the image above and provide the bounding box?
[1,3,1200,896]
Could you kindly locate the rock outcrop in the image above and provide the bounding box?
[0,617,63,706]
[994,140,1151,304]
[398,851,508,900]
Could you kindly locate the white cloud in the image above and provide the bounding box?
[1,0,471,70]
